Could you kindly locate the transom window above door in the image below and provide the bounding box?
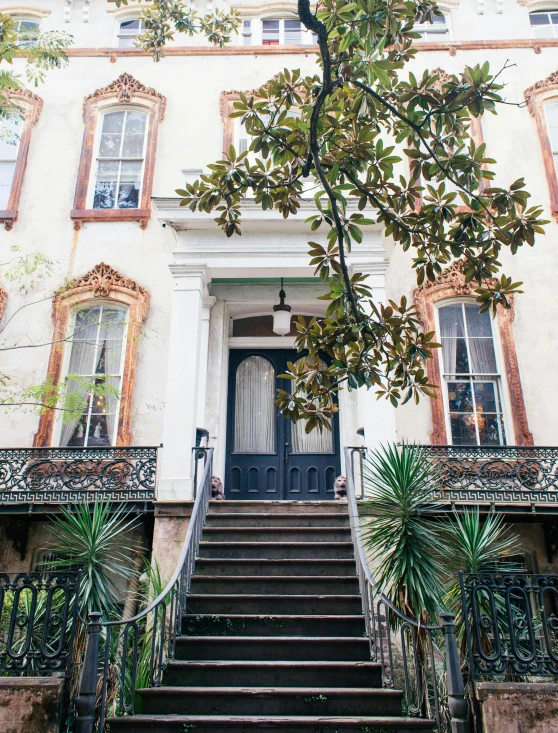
[92,109,148,210]
[437,302,506,446]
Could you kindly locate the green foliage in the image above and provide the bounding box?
[0,12,72,111]
[108,0,240,57]
[1,245,54,292]
[46,502,140,619]
[361,442,445,621]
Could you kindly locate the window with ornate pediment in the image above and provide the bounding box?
[414,261,533,447]
[0,88,43,230]
[34,263,149,447]
[71,74,166,229]
[525,70,558,220]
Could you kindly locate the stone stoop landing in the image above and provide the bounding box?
[108,501,435,733]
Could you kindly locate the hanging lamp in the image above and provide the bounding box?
[272,278,292,336]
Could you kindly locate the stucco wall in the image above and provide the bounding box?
[0,678,64,733]
[475,682,558,733]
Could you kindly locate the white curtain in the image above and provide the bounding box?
[464,305,497,373]
[291,357,333,454]
[97,307,126,443]
[439,304,462,375]
[234,356,275,453]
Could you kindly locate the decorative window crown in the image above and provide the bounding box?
[525,70,558,115]
[84,73,166,121]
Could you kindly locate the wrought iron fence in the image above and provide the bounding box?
[0,570,81,676]
[422,445,558,510]
[344,448,468,733]
[74,448,214,733]
[0,447,157,504]
[460,571,558,681]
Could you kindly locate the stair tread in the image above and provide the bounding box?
[176,637,368,642]
[199,542,354,546]
[107,714,432,725]
[187,594,361,598]
[167,661,380,668]
[183,614,365,619]
[140,687,400,696]
[192,576,357,580]
[196,559,355,563]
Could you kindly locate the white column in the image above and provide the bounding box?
[196,296,217,431]
[356,262,397,452]
[158,264,208,501]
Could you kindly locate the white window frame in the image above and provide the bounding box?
[0,111,23,210]
[87,105,149,211]
[435,298,512,446]
[529,9,558,38]
[414,11,452,41]
[56,301,129,448]
[114,15,147,48]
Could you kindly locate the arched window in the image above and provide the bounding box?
[545,101,558,177]
[437,302,505,445]
[91,108,148,210]
[71,74,166,228]
[414,13,449,40]
[0,113,23,210]
[116,17,146,47]
[61,303,128,447]
[525,72,558,219]
[234,356,275,453]
[530,10,558,38]
[240,15,317,45]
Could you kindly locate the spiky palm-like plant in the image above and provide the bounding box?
[361,442,445,623]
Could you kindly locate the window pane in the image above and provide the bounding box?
[64,412,88,447]
[291,357,333,454]
[284,19,302,44]
[0,162,16,209]
[86,413,111,446]
[546,104,558,153]
[122,111,147,157]
[69,307,101,374]
[473,380,500,413]
[120,19,142,31]
[468,338,497,372]
[449,412,477,445]
[117,160,142,208]
[439,304,465,337]
[99,111,124,157]
[446,381,474,412]
[464,304,492,337]
[478,414,503,445]
[101,111,125,134]
[96,308,126,374]
[262,19,280,44]
[0,114,23,160]
[441,337,470,373]
[234,356,275,453]
[530,13,549,25]
[93,161,118,209]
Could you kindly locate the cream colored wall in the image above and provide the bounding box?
[0,0,557,452]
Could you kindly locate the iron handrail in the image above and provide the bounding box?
[74,448,214,733]
[343,446,469,732]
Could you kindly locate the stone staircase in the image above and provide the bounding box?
[109,501,434,732]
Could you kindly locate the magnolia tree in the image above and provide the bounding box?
[115,0,547,434]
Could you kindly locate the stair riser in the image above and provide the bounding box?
[194,560,358,576]
[186,596,363,615]
[206,515,350,527]
[203,529,352,542]
[174,639,371,661]
[190,578,359,595]
[198,543,354,559]
[164,664,382,688]
[182,615,366,637]
[140,691,402,717]
[109,720,434,732]
[207,501,348,514]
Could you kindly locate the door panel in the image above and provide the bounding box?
[225,349,341,500]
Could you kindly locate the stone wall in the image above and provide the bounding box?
[151,502,193,583]
[475,682,558,733]
[0,678,64,733]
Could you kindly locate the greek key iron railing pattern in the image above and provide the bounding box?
[0,571,81,675]
[423,445,558,508]
[0,447,157,503]
[460,571,558,680]
[344,448,469,733]
[74,448,214,733]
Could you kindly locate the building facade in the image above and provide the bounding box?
[1,0,558,574]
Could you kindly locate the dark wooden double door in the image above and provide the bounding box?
[225,349,341,500]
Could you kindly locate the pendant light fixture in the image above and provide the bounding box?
[272,278,292,336]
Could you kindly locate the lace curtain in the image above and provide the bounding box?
[234,356,275,453]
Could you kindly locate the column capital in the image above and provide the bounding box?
[169,263,209,293]
[203,295,217,310]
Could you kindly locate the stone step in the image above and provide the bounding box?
[108,714,435,732]
[207,501,348,514]
[205,513,350,527]
[139,687,403,717]
[194,559,358,577]
[190,576,360,596]
[182,614,367,638]
[185,594,363,616]
[198,542,355,560]
[202,527,352,543]
[174,637,371,661]
[163,660,382,688]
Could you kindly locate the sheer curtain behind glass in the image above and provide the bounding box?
[439,302,504,446]
[234,356,275,453]
[61,304,127,447]
[291,357,334,454]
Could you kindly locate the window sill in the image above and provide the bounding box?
[70,208,150,229]
[0,210,17,231]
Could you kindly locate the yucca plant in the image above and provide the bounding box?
[361,442,445,622]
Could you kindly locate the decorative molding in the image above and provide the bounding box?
[524,71,558,220]
[0,288,7,322]
[71,74,165,227]
[34,263,150,448]
[431,67,455,93]
[413,260,533,447]
[0,88,43,230]
[83,73,166,122]
[1,6,51,18]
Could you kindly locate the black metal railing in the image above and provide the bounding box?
[460,571,558,681]
[422,445,558,511]
[74,448,214,733]
[344,447,469,733]
[0,446,157,504]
